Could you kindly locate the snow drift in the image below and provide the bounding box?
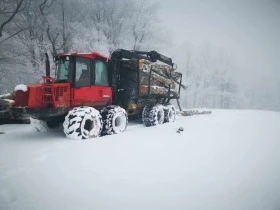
[0,109,280,210]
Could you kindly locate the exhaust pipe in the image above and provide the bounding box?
[45,53,50,77]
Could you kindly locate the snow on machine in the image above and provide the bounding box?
[0,49,186,139]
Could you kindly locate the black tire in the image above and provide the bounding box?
[101,105,128,135]
[164,104,176,123]
[142,104,164,127]
[63,106,103,140]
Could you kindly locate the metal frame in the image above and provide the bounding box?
[110,49,185,107]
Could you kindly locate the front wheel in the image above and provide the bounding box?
[101,105,128,135]
[63,106,103,140]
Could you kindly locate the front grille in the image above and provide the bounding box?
[54,86,68,101]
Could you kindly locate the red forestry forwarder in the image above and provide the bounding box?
[4,49,186,139]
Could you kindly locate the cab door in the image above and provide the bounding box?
[71,57,112,108]
[93,59,112,106]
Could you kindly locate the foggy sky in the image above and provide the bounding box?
[157,0,280,105]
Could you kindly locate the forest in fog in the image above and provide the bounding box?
[0,0,279,111]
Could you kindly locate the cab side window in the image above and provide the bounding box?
[95,60,108,86]
[76,57,90,87]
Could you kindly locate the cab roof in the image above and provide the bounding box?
[57,52,110,60]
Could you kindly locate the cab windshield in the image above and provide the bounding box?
[56,58,70,81]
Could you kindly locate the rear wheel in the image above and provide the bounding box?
[63,106,103,140]
[164,104,176,123]
[101,105,128,135]
[142,104,164,127]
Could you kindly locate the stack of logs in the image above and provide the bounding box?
[137,59,181,96]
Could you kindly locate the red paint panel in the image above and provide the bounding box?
[58,52,110,60]
[13,83,71,109]
[27,84,48,108]
[14,90,28,107]
[71,86,112,108]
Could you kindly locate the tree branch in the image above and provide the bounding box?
[0,27,27,44]
[0,0,25,37]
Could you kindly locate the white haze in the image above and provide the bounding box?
[0,0,279,111]
[156,0,280,111]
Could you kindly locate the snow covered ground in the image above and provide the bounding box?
[0,109,280,210]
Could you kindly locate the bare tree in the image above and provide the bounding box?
[13,0,47,70]
[0,0,27,64]
[0,0,163,94]
[128,0,157,50]
[39,0,62,56]
[0,0,25,38]
[39,0,79,55]
[102,0,128,52]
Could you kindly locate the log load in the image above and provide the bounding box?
[122,59,182,96]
